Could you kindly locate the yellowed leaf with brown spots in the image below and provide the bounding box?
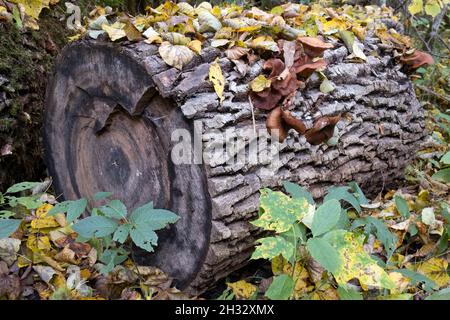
[227,280,257,299]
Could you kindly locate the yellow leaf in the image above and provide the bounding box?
[162,32,191,45]
[211,39,231,48]
[249,36,279,52]
[388,272,410,294]
[158,41,194,70]
[143,27,162,44]
[101,22,126,41]
[271,254,286,275]
[282,261,311,299]
[27,234,51,252]
[123,20,143,41]
[9,0,50,20]
[209,59,225,102]
[416,258,450,288]
[177,2,195,16]
[68,34,82,42]
[424,0,442,18]
[325,230,395,290]
[408,0,423,15]
[250,75,271,92]
[0,6,7,13]
[31,204,59,229]
[227,280,257,299]
[322,18,347,34]
[187,40,202,54]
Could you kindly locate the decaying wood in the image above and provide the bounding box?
[44,36,429,295]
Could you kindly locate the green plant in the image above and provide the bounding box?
[0,181,45,238]
[0,181,179,275]
[250,181,442,300]
[47,192,179,274]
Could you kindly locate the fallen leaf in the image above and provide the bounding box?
[339,30,367,61]
[249,36,279,52]
[320,78,335,93]
[33,265,56,284]
[187,40,202,54]
[209,59,225,102]
[250,75,271,92]
[158,41,194,70]
[227,280,257,299]
[102,22,126,41]
[143,27,162,44]
[0,238,21,266]
[416,258,450,288]
[9,0,50,20]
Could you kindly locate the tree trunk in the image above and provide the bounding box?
[43,38,428,295]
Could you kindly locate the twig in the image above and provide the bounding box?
[410,16,450,59]
[415,84,450,104]
[427,4,448,47]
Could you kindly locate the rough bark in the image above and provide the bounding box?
[43,36,429,295]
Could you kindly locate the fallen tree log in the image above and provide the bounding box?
[44,37,428,294]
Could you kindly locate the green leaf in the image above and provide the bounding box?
[129,201,153,222]
[0,219,21,239]
[131,207,179,231]
[425,287,450,300]
[113,224,131,244]
[130,225,158,252]
[67,199,88,223]
[12,6,22,29]
[320,78,335,93]
[338,30,367,61]
[282,223,307,245]
[348,182,368,205]
[324,186,361,212]
[265,274,294,300]
[353,217,397,260]
[0,211,15,219]
[93,192,113,201]
[432,168,450,183]
[311,199,341,237]
[283,181,314,204]
[335,209,351,230]
[337,285,363,300]
[394,195,410,218]
[72,216,119,238]
[252,189,309,233]
[306,237,340,274]
[251,236,294,261]
[99,248,128,275]
[13,196,43,210]
[441,151,450,164]
[6,182,40,194]
[393,269,437,292]
[102,199,127,220]
[48,201,72,216]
